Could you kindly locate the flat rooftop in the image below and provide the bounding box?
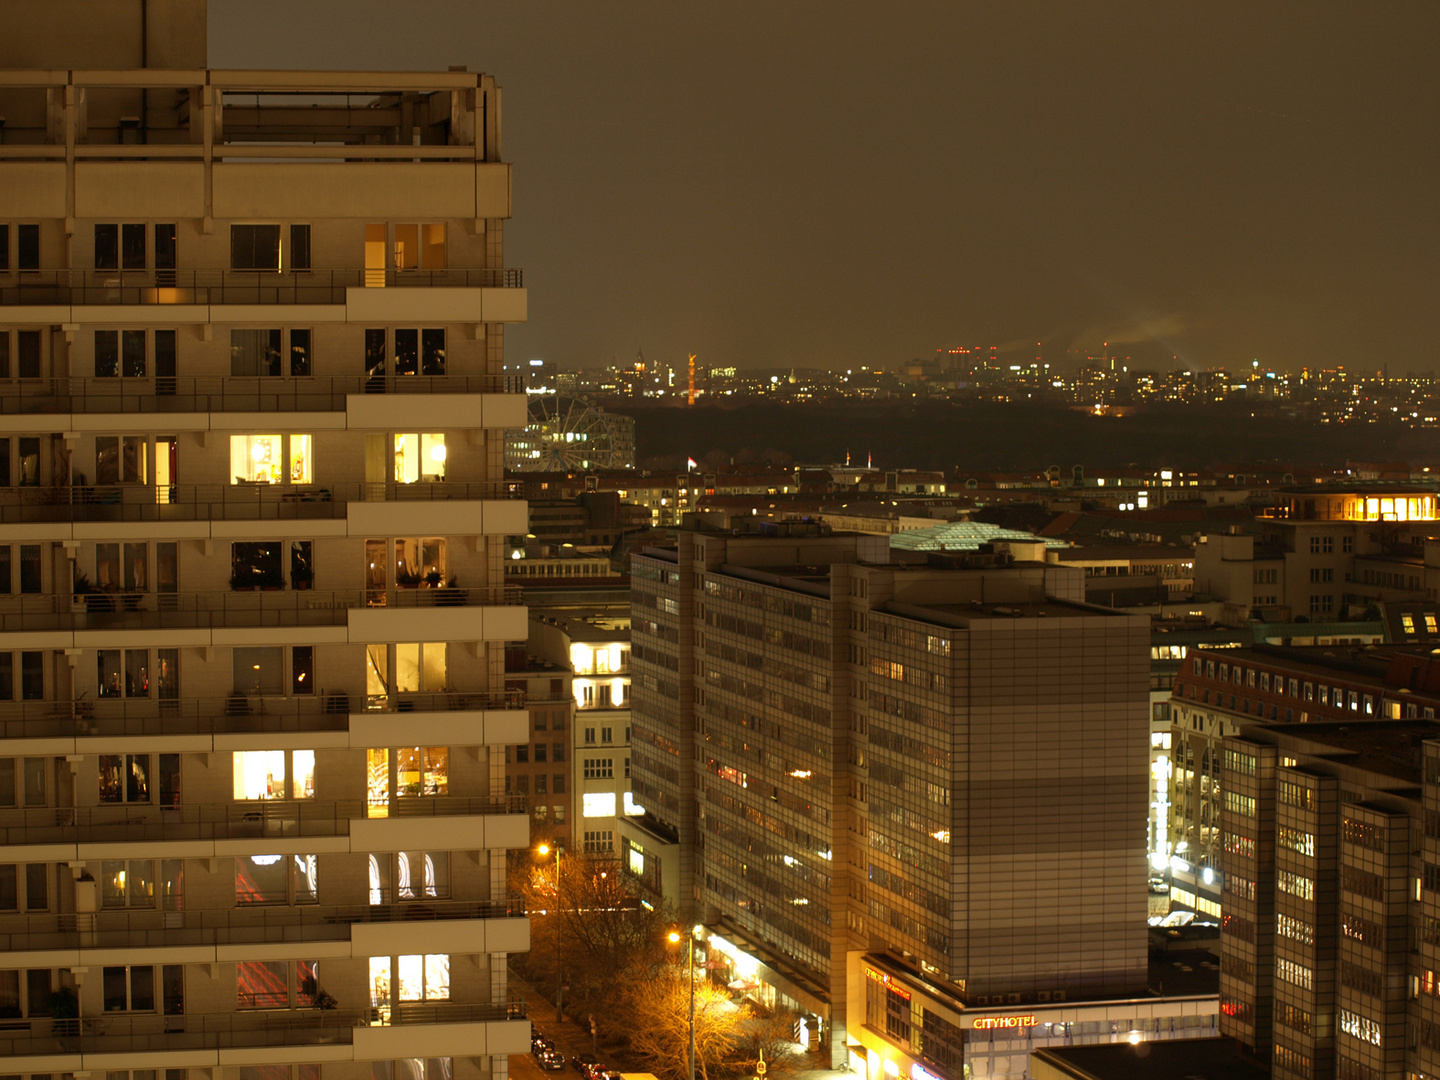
[1257,719,1436,785]
[1032,1038,1269,1080]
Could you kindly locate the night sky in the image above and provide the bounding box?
[210,2,1440,375]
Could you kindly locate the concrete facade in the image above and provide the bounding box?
[627,527,1151,1070]
[0,6,531,1077]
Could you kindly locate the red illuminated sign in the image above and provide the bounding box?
[865,967,911,1000]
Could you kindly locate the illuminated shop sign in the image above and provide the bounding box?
[971,1015,1037,1030]
[864,967,911,1000]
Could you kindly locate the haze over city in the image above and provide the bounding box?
[210,0,1440,375]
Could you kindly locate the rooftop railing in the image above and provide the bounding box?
[0,999,527,1058]
[0,480,522,524]
[0,689,525,741]
[0,585,525,634]
[0,373,526,415]
[0,895,525,952]
[0,794,528,846]
[0,267,522,305]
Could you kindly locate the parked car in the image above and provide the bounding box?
[571,1055,601,1075]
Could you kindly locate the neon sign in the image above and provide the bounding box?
[971,1016,1036,1030]
[865,967,911,1000]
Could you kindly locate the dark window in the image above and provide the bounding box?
[0,548,9,594]
[25,969,49,1014]
[230,329,282,376]
[0,655,10,699]
[0,224,8,269]
[0,334,8,378]
[16,224,38,271]
[0,866,14,909]
[290,224,311,271]
[421,328,445,375]
[95,330,119,377]
[17,437,38,485]
[122,329,146,377]
[18,546,39,594]
[121,224,146,270]
[95,224,119,270]
[290,328,311,376]
[0,440,8,488]
[0,759,10,804]
[231,542,283,590]
[395,329,418,376]
[230,224,281,271]
[16,330,39,378]
[24,864,45,910]
[23,757,44,805]
[154,223,177,271]
[159,753,180,808]
[365,328,386,381]
[154,329,176,392]
[292,645,314,695]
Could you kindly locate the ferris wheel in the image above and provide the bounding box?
[510,395,633,471]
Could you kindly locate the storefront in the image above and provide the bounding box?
[846,954,1219,1080]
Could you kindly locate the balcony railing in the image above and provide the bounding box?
[0,689,525,741]
[0,267,523,305]
[0,373,526,415]
[0,480,522,524]
[0,585,525,633]
[0,1000,527,1059]
[0,896,525,952]
[0,795,528,846]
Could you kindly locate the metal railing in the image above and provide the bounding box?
[0,896,525,952]
[0,267,523,305]
[0,585,524,633]
[0,373,526,415]
[0,480,523,523]
[0,999,527,1058]
[0,689,526,741]
[0,794,528,846]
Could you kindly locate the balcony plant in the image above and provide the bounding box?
[47,986,78,1036]
[436,575,464,606]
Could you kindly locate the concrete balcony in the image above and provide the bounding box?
[0,690,527,750]
[0,896,528,957]
[0,481,522,528]
[0,795,528,851]
[0,1001,529,1073]
[0,373,525,416]
[0,586,526,647]
[0,267,522,304]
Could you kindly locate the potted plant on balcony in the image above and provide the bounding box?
[47,985,79,1036]
[436,574,464,606]
[291,564,313,591]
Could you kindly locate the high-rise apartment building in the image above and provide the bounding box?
[0,5,532,1078]
[626,525,1152,1068]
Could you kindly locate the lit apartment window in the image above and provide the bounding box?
[393,433,447,482]
[393,224,446,270]
[101,859,183,910]
[369,955,450,1006]
[233,750,316,801]
[229,434,312,484]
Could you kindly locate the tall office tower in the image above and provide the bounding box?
[1217,721,1440,1080]
[626,526,1151,1069]
[0,4,532,1078]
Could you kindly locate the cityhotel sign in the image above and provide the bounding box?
[971,1016,1037,1030]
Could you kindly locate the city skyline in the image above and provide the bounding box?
[209,1,1440,375]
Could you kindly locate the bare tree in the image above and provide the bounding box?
[624,962,748,1080]
[512,849,672,1020]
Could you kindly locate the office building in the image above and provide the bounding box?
[1217,720,1440,1080]
[0,5,531,1077]
[627,525,1152,1069]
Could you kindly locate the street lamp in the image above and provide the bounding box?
[538,842,563,1020]
[668,924,704,1080]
